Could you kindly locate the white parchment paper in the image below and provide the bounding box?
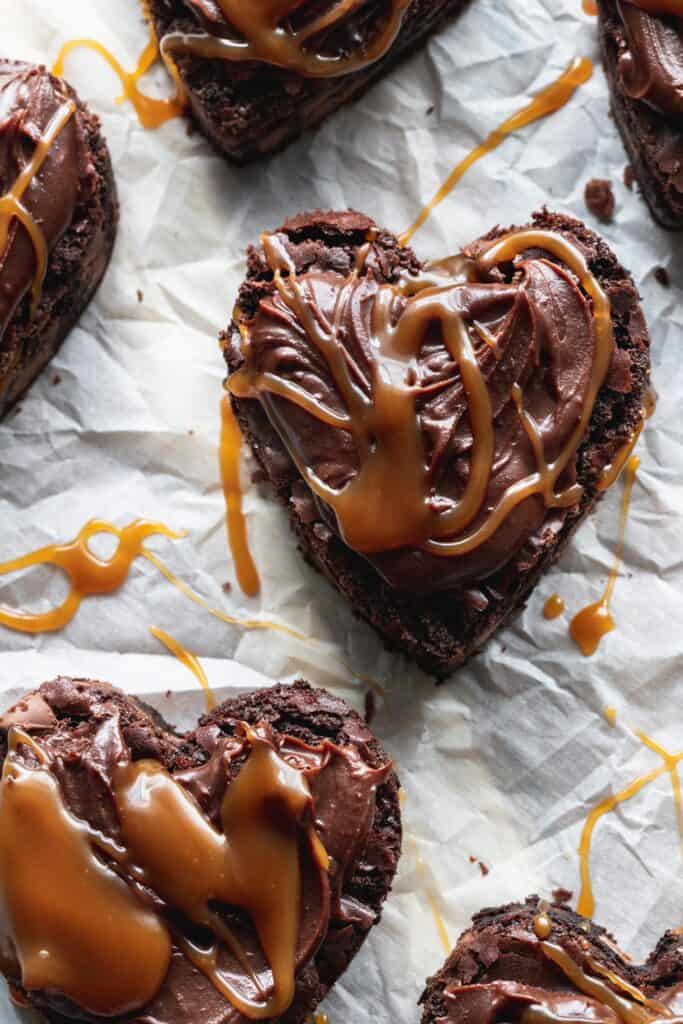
[1,0,682,1021]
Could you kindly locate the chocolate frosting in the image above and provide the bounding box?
[0,62,89,338]
[0,682,390,1023]
[237,240,599,594]
[617,2,683,118]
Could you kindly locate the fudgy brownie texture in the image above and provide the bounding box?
[147,0,471,162]
[0,678,401,1024]
[420,895,683,1024]
[597,0,683,229]
[0,62,118,419]
[223,209,651,678]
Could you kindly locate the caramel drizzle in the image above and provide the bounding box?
[577,709,683,918]
[399,58,593,246]
[53,25,183,130]
[220,393,260,597]
[150,625,216,711]
[159,0,411,79]
[231,228,613,561]
[0,99,76,319]
[408,836,451,955]
[597,389,655,493]
[0,520,185,633]
[570,455,640,656]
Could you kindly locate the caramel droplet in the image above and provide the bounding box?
[582,0,598,16]
[533,913,553,940]
[543,593,566,620]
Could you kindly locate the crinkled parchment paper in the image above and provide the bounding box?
[1,0,682,1021]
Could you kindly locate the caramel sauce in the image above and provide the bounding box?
[399,58,593,245]
[232,227,612,563]
[220,393,260,597]
[0,730,172,1017]
[0,724,328,1019]
[582,0,598,15]
[150,626,216,711]
[570,455,640,656]
[577,712,683,918]
[543,593,566,620]
[597,389,655,492]
[409,836,451,955]
[0,520,184,634]
[160,0,411,79]
[0,100,75,317]
[53,25,183,130]
[533,912,553,939]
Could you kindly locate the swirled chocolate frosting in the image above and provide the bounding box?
[0,680,391,1023]
[229,229,614,595]
[0,62,88,337]
[616,1,683,118]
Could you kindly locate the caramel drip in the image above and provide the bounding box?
[0,520,184,634]
[533,912,553,939]
[53,25,183,130]
[232,227,612,561]
[113,728,320,1018]
[597,389,655,492]
[583,0,598,15]
[0,729,172,1017]
[577,717,683,918]
[399,58,593,245]
[160,0,411,79]
[543,594,565,620]
[219,393,260,597]
[150,626,216,711]
[0,100,75,318]
[570,455,640,656]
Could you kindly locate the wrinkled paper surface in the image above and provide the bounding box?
[2,0,683,1020]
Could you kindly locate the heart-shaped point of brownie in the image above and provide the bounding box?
[0,61,117,418]
[0,678,401,1024]
[597,0,683,228]
[421,895,683,1024]
[223,209,651,677]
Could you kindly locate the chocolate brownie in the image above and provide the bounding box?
[0,678,401,1024]
[597,0,683,229]
[420,895,683,1024]
[0,61,117,419]
[147,0,472,162]
[222,209,651,678]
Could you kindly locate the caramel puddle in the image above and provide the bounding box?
[570,455,640,656]
[543,594,566,620]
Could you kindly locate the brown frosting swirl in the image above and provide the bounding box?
[0,62,89,338]
[229,230,613,595]
[617,1,683,118]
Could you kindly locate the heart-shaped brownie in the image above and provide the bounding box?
[223,209,651,677]
[0,61,117,419]
[146,0,472,162]
[421,895,683,1024]
[597,0,683,229]
[0,678,401,1024]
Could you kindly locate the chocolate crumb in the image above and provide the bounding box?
[552,887,573,904]
[222,581,232,593]
[136,289,144,303]
[654,266,670,287]
[624,165,634,191]
[52,374,62,386]
[469,855,489,876]
[364,690,376,725]
[584,179,615,223]
[426,104,435,116]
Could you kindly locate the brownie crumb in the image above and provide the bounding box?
[654,266,670,287]
[52,374,62,386]
[552,887,573,904]
[364,690,376,725]
[584,179,615,222]
[624,165,634,191]
[426,104,435,116]
[137,289,144,303]
[222,581,232,594]
[469,855,489,876]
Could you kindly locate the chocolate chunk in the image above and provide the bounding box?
[585,178,616,221]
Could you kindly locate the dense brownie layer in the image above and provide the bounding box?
[0,678,401,1024]
[147,0,471,162]
[597,0,683,229]
[223,209,651,678]
[420,895,683,1024]
[0,62,118,419]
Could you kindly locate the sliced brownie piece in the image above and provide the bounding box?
[222,209,651,678]
[147,0,471,162]
[597,0,683,229]
[0,678,401,1024]
[0,61,117,419]
[421,895,683,1024]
